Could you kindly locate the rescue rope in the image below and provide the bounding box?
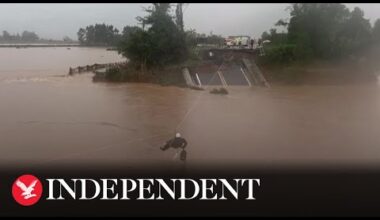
[41,57,227,164]
[40,131,174,165]
[174,60,226,133]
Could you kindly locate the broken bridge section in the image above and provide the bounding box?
[183,49,269,88]
[221,63,250,86]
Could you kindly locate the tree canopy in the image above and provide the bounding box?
[0,30,39,42]
[261,3,378,63]
[77,23,120,46]
[372,19,380,43]
[118,3,188,70]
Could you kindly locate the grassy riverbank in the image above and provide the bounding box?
[92,49,205,86]
[93,63,189,87]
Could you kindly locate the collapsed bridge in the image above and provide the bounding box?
[183,49,269,88]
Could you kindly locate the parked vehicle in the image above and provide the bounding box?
[224,36,251,48]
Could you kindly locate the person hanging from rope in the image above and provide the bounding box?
[160,132,187,162]
[159,61,225,164]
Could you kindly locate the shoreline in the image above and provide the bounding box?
[0,44,115,48]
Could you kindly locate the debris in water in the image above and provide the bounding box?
[210,87,228,95]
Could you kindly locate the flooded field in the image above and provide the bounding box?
[1,47,380,170]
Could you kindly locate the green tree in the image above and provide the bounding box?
[373,19,380,43]
[21,31,39,42]
[287,4,351,59]
[2,31,11,41]
[335,7,372,55]
[262,28,287,45]
[1,30,39,42]
[121,26,140,39]
[77,28,86,43]
[261,31,270,41]
[284,3,374,59]
[77,24,120,46]
[118,3,188,70]
[118,27,153,72]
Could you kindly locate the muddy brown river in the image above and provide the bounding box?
[1,47,380,170]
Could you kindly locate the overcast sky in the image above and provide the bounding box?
[0,3,379,40]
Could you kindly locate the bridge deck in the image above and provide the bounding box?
[221,64,250,86]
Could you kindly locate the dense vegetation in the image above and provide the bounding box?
[260,4,380,65]
[98,3,223,83]
[0,30,39,42]
[0,30,76,43]
[117,3,188,71]
[77,24,121,46]
[91,3,380,84]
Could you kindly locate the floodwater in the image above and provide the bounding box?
[1,47,380,170]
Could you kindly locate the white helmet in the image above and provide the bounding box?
[176,132,181,138]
